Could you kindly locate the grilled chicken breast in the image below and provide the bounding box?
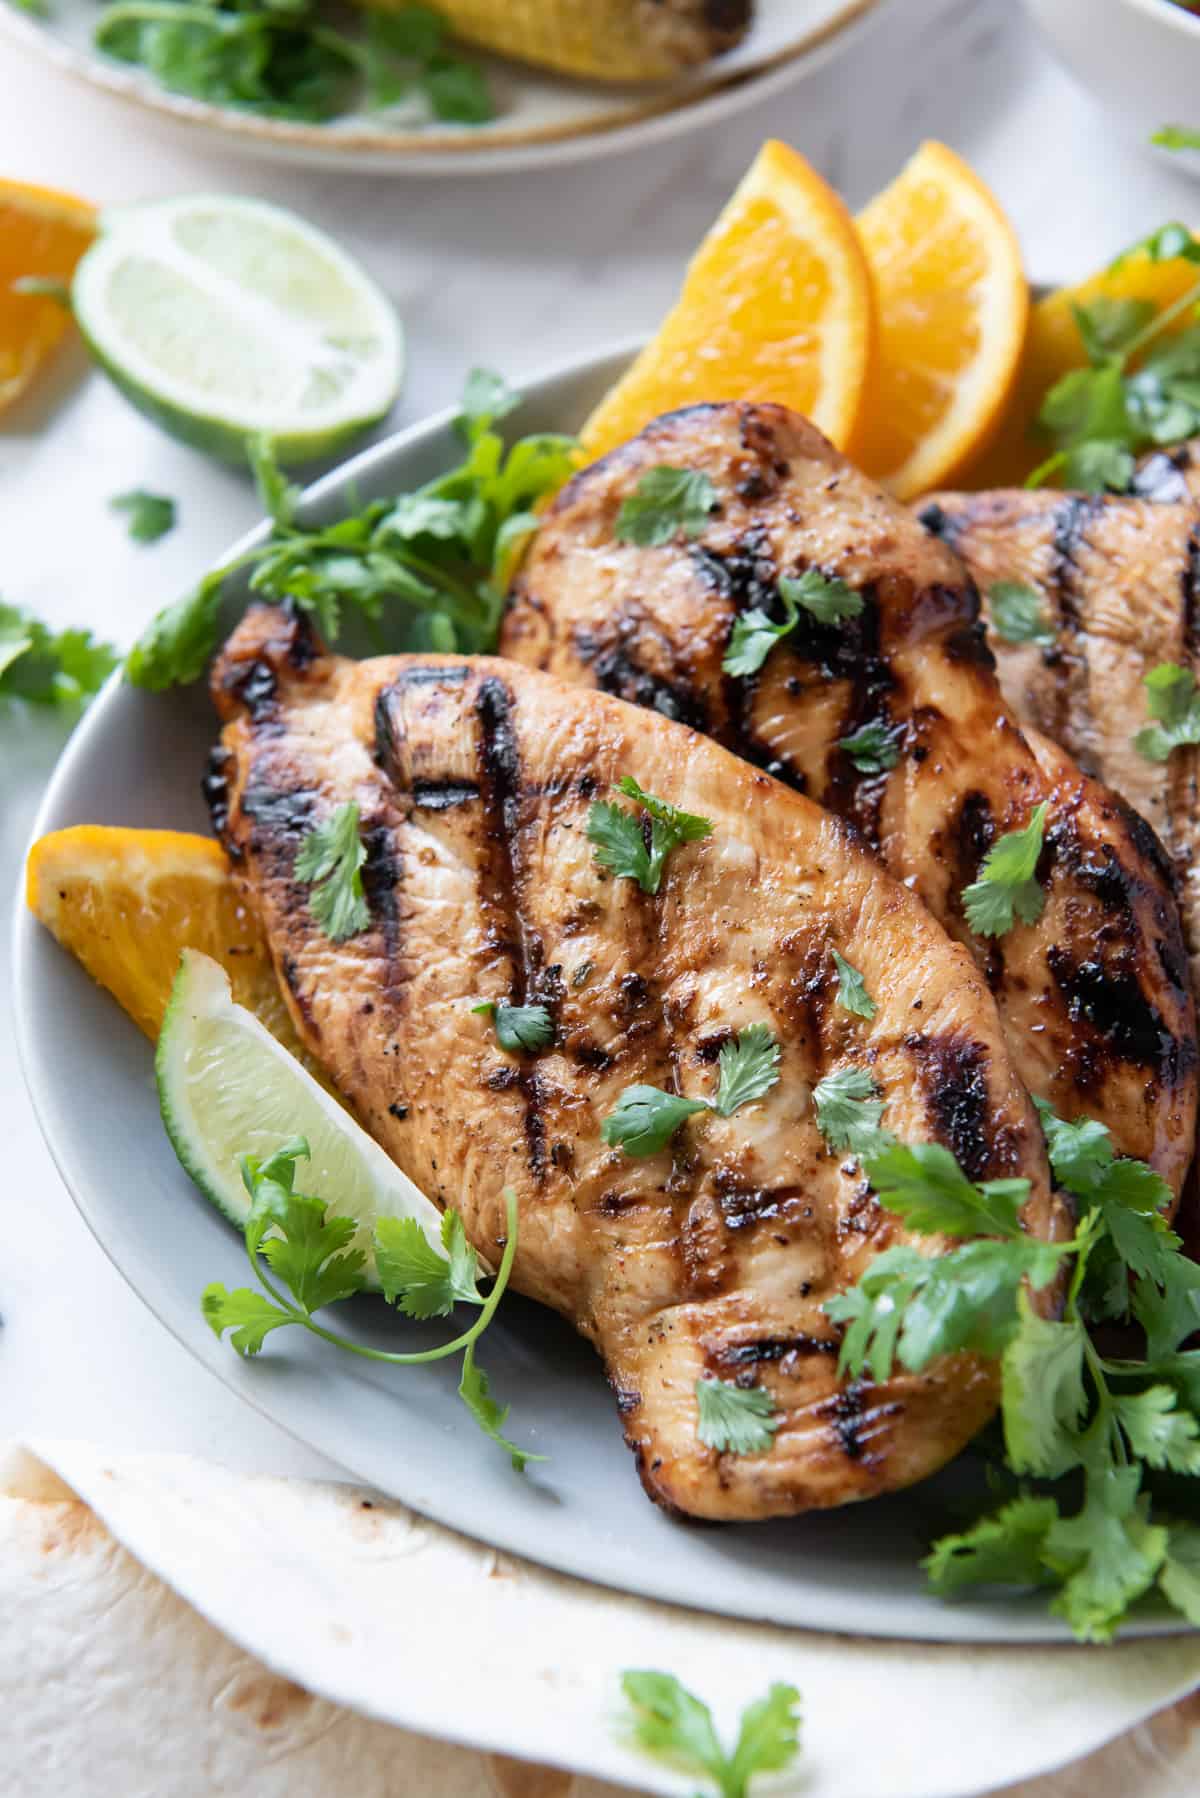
[921,487,1200,994]
[208,603,1057,1521]
[502,402,1199,1198]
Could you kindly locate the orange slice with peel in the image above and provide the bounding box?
[0,179,95,414]
[580,139,873,462]
[26,826,323,1083]
[851,140,1028,500]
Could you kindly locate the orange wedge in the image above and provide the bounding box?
[851,141,1028,500]
[26,827,321,1080]
[580,140,873,462]
[959,245,1200,490]
[0,179,95,414]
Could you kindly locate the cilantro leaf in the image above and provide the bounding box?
[201,1284,293,1356]
[837,718,901,774]
[725,1684,803,1793]
[924,1495,1060,1595]
[988,581,1056,647]
[1135,1253,1200,1359]
[714,1025,780,1117]
[695,1377,780,1456]
[1043,1467,1168,1644]
[961,801,1048,938]
[620,1671,802,1798]
[472,1000,554,1054]
[1113,1385,1200,1473]
[1159,1522,1200,1624]
[373,1210,482,1319]
[110,488,176,544]
[1034,1097,1114,1194]
[240,1145,367,1313]
[587,776,712,895]
[459,1343,542,1473]
[723,570,861,676]
[1134,662,1200,762]
[615,467,716,546]
[295,802,369,942]
[601,1086,708,1158]
[456,366,520,441]
[124,570,225,691]
[862,1138,1032,1239]
[832,948,876,1020]
[812,1066,887,1153]
[0,599,118,708]
[1072,296,1157,364]
[1002,1303,1088,1478]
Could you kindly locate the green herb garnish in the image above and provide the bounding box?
[620,1671,801,1798]
[832,949,876,1019]
[110,488,177,544]
[812,1065,888,1154]
[203,1137,539,1469]
[988,581,1055,647]
[0,599,117,708]
[837,718,901,774]
[827,1110,1200,1641]
[961,801,1048,938]
[614,466,716,546]
[472,1000,554,1053]
[695,1377,780,1457]
[722,569,861,676]
[93,0,493,128]
[1030,225,1200,492]
[586,775,712,895]
[1133,662,1200,761]
[295,801,369,943]
[125,370,576,691]
[602,1025,781,1158]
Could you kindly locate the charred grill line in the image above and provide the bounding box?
[1049,495,1100,746]
[475,675,547,1180]
[1183,520,1200,659]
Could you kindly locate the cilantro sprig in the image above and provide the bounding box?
[1133,662,1200,762]
[1030,224,1200,492]
[602,1025,781,1158]
[586,775,712,895]
[722,569,862,677]
[812,1065,889,1154]
[93,0,493,129]
[621,1671,801,1798]
[826,1105,1200,1640]
[614,466,716,546]
[295,801,369,943]
[0,599,117,709]
[203,1137,540,1470]
[961,801,1048,938]
[126,370,577,691]
[832,949,876,1019]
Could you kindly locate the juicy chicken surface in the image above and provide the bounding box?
[921,487,1200,993]
[208,604,1057,1522]
[502,403,1199,1200]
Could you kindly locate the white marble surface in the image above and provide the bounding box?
[2,0,1199,1483]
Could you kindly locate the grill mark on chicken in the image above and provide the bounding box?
[211,610,1063,1521]
[1048,495,1099,745]
[905,1032,1000,1180]
[474,675,547,1181]
[585,634,710,732]
[1047,946,1180,1082]
[202,745,234,846]
[502,404,1199,1203]
[411,777,480,810]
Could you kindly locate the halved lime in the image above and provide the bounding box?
[157,949,440,1289]
[72,195,403,465]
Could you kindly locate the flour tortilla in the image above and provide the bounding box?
[3,1442,1200,1798]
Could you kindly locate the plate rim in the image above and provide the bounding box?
[13,336,1192,1647]
[0,0,881,173]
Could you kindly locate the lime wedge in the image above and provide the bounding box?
[157,949,440,1289]
[72,195,403,465]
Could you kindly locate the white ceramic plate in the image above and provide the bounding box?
[0,0,879,175]
[14,345,1188,1644]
